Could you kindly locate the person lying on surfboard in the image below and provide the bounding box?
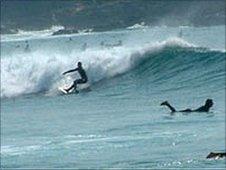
[62,61,88,93]
[206,152,226,159]
[160,99,213,113]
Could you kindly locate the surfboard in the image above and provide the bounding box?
[58,87,80,95]
[58,87,68,94]
[58,83,91,95]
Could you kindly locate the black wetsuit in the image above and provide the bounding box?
[63,66,88,92]
[161,100,213,113]
[74,67,88,84]
[206,152,226,159]
[179,105,210,112]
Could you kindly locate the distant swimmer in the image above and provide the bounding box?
[100,41,105,46]
[160,99,213,113]
[117,40,122,46]
[105,40,122,48]
[179,29,183,38]
[206,152,226,159]
[24,40,30,52]
[82,43,87,51]
[62,62,88,93]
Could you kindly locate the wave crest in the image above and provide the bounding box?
[1,38,224,98]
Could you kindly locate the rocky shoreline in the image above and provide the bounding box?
[1,1,225,35]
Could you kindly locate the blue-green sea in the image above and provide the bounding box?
[1,25,225,168]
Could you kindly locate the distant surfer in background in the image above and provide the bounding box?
[104,40,122,48]
[100,41,105,47]
[24,40,30,52]
[114,40,122,46]
[179,29,183,38]
[160,99,213,113]
[69,37,72,41]
[62,62,88,93]
[82,43,87,51]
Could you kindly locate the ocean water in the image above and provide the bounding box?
[1,25,225,168]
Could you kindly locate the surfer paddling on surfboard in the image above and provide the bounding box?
[160,99,213,113]
[62,62,88,93]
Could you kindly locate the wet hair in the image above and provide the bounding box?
[77,62,82,67]
[205,99,213,107]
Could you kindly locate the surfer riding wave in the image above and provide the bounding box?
[62,62,88,93]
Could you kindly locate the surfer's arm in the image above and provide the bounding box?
[160,101,176,112]
[62,68,78,75]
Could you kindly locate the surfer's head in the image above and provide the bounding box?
[205,99,213,108]
[77,62,82,67]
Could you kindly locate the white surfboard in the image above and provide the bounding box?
[58,83,91,95]
[58,87,68,94]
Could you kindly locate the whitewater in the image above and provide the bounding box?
[1,25,225,168]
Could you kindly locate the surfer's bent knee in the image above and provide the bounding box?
[74,79,87,84]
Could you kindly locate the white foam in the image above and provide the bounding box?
[1,25,64,42]
[127,22,148,30]
[1,38,196,98]
[1,145,41,156]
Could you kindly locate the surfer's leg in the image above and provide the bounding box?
[65,80,79,92]
[160,101,176,112]
[179,108,192,112]
[76,79,86,84]
[73,79,86,93]
[65,83,75,92]
[72,80,79,92]
[65,79,86,93]
[73,79,84,92]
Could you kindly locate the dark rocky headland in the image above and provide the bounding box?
[1,0,225,35]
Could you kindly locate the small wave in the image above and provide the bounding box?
[127,22,148,30]
[17,25,65,36]
[1,25,64,42]
[1,145,41,156]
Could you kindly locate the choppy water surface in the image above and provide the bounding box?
[1,25,225,168]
